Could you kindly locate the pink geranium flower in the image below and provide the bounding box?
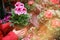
[15,2,24,8]
[44,10,53,19]
[14,2,27,15]
[14,7,23,15]
[50,0,59,4]
[51,19,60,28]
[14,7,27,15]
[22,8,27,14]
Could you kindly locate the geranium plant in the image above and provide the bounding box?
[10,2,30,26]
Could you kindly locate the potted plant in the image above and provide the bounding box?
[10,2,30,30]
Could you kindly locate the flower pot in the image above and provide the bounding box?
[14,25,27,30]
[14,23,32,31]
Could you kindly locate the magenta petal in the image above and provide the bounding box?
[15,2,24,8]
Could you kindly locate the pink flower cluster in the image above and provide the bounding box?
[51,19,60,28]
[28,0,34,5]
[14,2,27,15]
[44,10,53,19]
[50,0,59,4]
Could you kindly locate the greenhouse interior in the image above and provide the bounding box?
[0,0,60,40]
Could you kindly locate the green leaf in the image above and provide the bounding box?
[10,13,30,26]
